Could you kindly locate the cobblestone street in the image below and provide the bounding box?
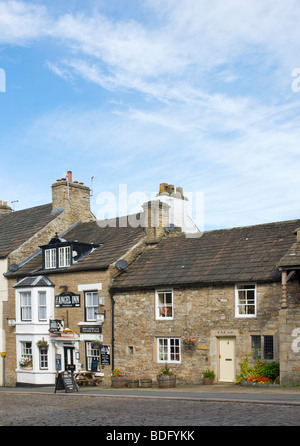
[0,391,299,427]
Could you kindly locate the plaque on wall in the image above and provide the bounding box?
[55,292,81,307]
[80,326,102,334]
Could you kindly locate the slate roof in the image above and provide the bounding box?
[112,219,300,290]
[6,218,145,276]
[0,203,61,258]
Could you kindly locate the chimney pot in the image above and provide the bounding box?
[67,171,72,182]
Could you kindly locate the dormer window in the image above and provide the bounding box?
[41,234,99,270]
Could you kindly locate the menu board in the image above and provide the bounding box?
[54,371,78,393]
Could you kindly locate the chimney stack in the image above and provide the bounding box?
[141,200,170,244]
[0,200,12,215]
[52,171,93,222]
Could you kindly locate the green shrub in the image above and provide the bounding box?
[259,362,280,381]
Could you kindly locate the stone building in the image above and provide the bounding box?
[111,219,300,385]
[0,171,94,385]
[4,218,145,387]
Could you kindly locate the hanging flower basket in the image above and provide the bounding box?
[91,341,103,349]
[181,336,196,351]
[36,338,49,349]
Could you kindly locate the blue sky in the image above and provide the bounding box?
[1,0,300,230]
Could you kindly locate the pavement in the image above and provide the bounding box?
[1,382,300,406]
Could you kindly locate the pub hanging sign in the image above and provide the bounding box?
[55,291,81,308]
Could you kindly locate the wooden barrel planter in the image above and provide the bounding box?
[157,375,176,388]
[111,376,128,388]
[140,378,152,388]
[127,380,139,388]
[203,378,214,385]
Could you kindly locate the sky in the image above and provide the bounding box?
[1,0,300,231]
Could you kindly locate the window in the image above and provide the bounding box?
[264,336,274,360]
[251,335,261,358]
[156,290,173,319]
[59,246,71,267]
[251,335,274,360]
[39,348,48,369]
[20,292,31,321]
[157,338,180,363]
[45,248,56,269]
[21,341,32,363]
[85,291,98,321]
[38,291,47,321]
[235,284,256,317]
[86,341,100,371]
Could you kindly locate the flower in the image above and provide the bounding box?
[111,369,126,377]
[19,358,33,367]
[36,338,49,348]
[61,328,74,333]
[247,374,270,384]
[157,363,174,377]
[181,336,196,350]
[91,341,103,349]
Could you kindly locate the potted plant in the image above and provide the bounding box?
[36,338,49,349]
[181,336,196,351]
[203,370,215,384]
[157,363,176,388]
[19,358,33,370]
[111,369,128,388]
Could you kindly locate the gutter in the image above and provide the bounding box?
[109,288,115,371]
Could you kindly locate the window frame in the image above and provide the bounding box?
[39,347,48,370]
[45,248,57,269]
[157,337,181,363]
[155,289,174,320]
[38,291,47,321]
[20,291,32,321]
[85,291,99,322]
[85,341,100,371]
[251,335,274,360]
[58,246,71,268]
[21,341,32,363]
[235,284,257,318]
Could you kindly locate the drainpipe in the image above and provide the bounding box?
[109,289,115,371]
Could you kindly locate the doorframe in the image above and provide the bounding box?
[218,336,236,383]
[63,346,75,371]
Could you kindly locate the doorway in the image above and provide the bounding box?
[218,337,236,382]
[64,346,75,372]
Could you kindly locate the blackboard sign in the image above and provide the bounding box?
[54,371,78,393]
[100,345,110,365]
[80,326,102,334]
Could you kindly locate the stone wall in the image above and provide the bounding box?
[113,282,284,384]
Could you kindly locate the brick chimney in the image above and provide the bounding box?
[141,200,170,244]
[0,200,12,215]
[52,171,93,221]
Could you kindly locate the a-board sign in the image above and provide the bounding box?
[54,371,78,393]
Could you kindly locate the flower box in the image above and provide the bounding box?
[111,376,128,388]
[21,366,33,371]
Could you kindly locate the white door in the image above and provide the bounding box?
[219,337,236,382]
